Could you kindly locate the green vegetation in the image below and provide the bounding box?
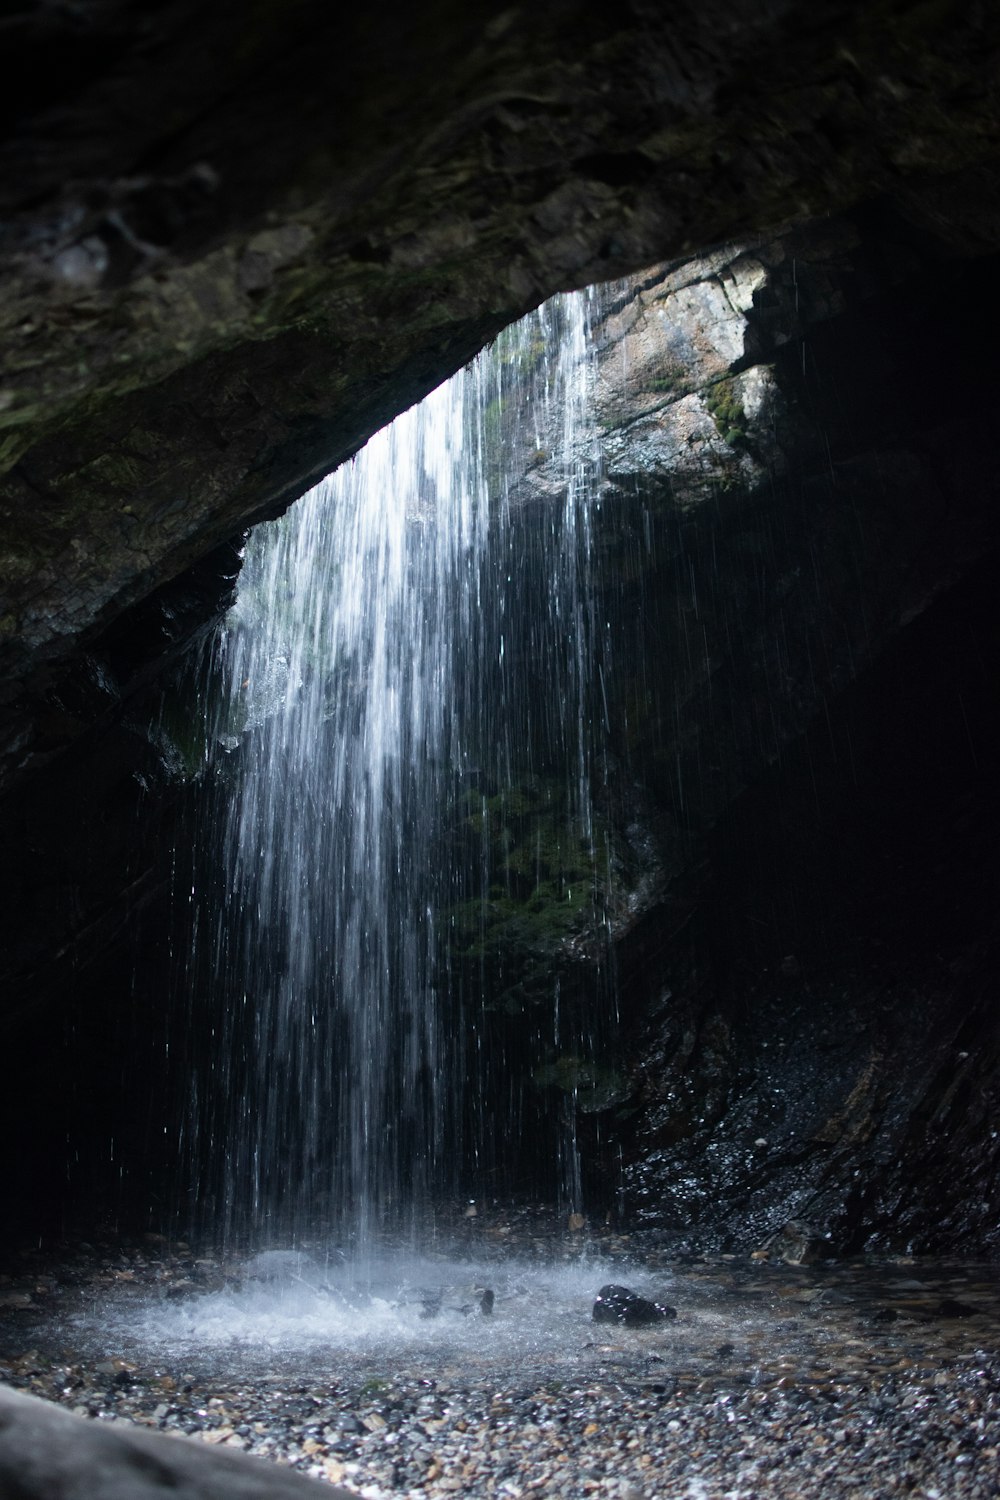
[446,777,605,961]
[647,369,689,398]
[154,671,215,781]
[532,1055,629,1113]
[705,375,746,447]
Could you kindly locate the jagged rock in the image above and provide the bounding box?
[768,1221,831,1266]
[0,1384,353,1500]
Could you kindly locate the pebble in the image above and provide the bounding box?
[0,1218,998,1498]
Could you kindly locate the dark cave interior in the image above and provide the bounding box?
[2,2,1000,1261]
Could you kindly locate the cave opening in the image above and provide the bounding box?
[1,218,998,1266]
[5,4,1000,1489]
[2,233,999,1485]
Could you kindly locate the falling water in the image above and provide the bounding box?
[177,287,614,1250]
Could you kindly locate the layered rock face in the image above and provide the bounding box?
[582,224,1000,1252]
[457,215,999,1250]
[1,4,1000,1249]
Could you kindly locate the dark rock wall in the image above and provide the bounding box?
[483,213,1000,1250]
[3,6,1000,1248]
[3,206,998,1252]
[617,555,1000,1253]
[4,1,1000,785]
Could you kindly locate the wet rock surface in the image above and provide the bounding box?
[1,1221,998,1498]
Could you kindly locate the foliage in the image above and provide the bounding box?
[705,375,747,447]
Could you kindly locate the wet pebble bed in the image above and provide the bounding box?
[2,1213,999,1499]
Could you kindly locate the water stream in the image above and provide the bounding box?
[176,289,614,1251]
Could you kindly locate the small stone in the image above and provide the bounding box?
[769,1220,828,1265]
[0,1292,32,1309]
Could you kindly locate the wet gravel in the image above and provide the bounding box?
[1,1213,998,1498]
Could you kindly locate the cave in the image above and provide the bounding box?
[1,4,999,1495]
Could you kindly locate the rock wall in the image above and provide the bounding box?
[3,5,1000,1250]
[2,205,997,1252]
[592,224,1000,1250]
[441,211,1000,1250]
[4,2,1000,787]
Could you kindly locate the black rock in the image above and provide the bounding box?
[936,1297,977,1318]
[592,1283,677,1327]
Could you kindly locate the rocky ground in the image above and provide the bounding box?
[1,1211,998,1498]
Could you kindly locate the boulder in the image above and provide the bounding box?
[0,1384,352,1500]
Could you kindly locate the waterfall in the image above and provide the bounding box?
[177,287,614,1250]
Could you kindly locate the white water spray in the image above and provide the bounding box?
[178,289,613,1249]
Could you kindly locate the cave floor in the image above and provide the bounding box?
[1,1218,998,1498]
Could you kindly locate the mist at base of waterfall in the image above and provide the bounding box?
[5,1241,997,1500]
[4,1231,998,1428]
[64,1247,667,1379]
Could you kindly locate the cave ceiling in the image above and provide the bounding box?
[2,0,1000,782]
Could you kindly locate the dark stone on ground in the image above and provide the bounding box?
[592,1284,677,1328]
[936,1299,978,1319]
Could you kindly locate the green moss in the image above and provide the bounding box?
[492,324,547,379]
[155,674,214,780]
[705,375,746,447]
[533,1055,629,1113]
[647,370,691,398]
[446,775,606,961]
[0,430,30,471]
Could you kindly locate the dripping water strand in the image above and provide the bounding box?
[177,287,614,1252]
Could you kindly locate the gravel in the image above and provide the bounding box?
[1,1216,998,1499]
